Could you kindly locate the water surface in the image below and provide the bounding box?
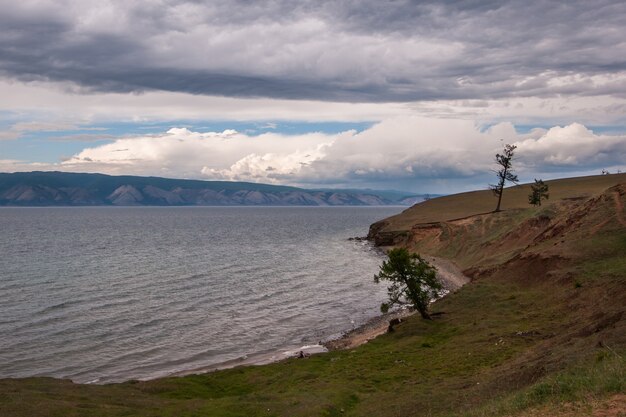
[0,206,401,383]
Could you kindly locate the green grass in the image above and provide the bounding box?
[578,234,626,284]
[455,351,625,417]
[379,173,626,232]
[0,277,601,417]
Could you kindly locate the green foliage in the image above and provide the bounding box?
[374,248,442,319]
[489,143,518,212]
[528,178,550,206]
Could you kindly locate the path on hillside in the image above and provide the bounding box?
[424,256,471,290]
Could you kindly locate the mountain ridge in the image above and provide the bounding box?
[0,171,424,206]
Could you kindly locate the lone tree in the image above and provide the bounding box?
[490,143,518,212]
[374,248,442,320]
[528,179,549,206]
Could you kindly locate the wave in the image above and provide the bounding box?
[0,206,398,383]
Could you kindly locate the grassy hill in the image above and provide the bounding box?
[1,174,624,416]
[374,173,626,232]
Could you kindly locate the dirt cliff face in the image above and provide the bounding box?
[370,183,626,274]
[367,219,412,246]
[368,183,626,404]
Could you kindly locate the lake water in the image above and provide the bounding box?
[0,206,401,383]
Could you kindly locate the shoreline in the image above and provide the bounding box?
[166,254,470,379]
[323,254,469,351]
[166,309,413,380]
[322,307,414,350]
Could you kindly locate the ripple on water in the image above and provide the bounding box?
[0,206,402,383]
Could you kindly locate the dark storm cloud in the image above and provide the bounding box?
[1,0,625,102]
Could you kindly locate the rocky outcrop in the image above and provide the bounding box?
[367,220,413,246]
[107,185,144,205]
[142,185,184,205]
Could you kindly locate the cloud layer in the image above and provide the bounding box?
[3,117,624,192]
[2,1,625,192]
[1,0,625,102]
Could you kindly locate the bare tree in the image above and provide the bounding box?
[490,144,518,212]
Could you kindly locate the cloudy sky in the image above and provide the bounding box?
[1,0,625,192]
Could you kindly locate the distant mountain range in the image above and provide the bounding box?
[0,172,430,206]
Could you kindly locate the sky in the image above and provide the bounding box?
[1,0,625,193]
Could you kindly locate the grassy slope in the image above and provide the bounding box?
[1,175,625,417]
[376,173,626,232]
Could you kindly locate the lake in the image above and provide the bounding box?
[0,206,401,383]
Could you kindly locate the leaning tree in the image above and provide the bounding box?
[490,143,518,212]
[374,248,442,320]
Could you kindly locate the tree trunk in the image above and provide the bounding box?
[495,187,503,212]
[494,167,507,212]
[417,306,432,320]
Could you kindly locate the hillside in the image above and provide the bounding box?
[1,174,624,416]
[370,173,626,235]
[0,171,422,206]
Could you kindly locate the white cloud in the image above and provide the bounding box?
[515,123,626,168]
[0,131,20,140]
[0,121,84,140]
[2,117,622,192]
[202,144,329,181]
[60,127,338,179]
[0,118,108,140]
[11,121,79,132]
